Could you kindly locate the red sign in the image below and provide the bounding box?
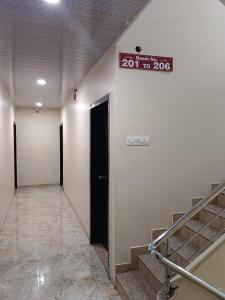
[119,52,173,72]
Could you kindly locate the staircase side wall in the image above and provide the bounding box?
[172,239,225,299]
[114,0,225,264]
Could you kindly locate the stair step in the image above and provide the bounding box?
[115,191,225,299]
[217,193,225,207]
[203,204,225,218]
[184,219,218,240]
[139,253,167,286]
[199,203,225,231]
[116,271,156,300]
[168,235,198,262]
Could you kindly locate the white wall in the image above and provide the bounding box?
[114,0,225,263]
[61,46,116,278]
[61,0,225,273]
[16,108,60,186]
[0,83,15,228]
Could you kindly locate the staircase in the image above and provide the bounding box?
[116,183,225,299]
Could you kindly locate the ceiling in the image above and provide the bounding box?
[0,0,149,108]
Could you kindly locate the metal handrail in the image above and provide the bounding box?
[169,205,225,261]
[154,250,225,299]
[148,181,225,299]
[149,181,225,252]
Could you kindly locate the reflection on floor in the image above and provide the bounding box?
[0,186,120,300]
[94,244,109,273]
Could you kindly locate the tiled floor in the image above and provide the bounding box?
[0,186,120,300]
[94,244,109,273]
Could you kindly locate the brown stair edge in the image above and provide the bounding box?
[116,271,156,300]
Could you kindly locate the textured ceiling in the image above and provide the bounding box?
[0,0,149,108]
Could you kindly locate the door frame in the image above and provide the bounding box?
[60,124,63,187]
[90,94,110,243]
[13,122,17,190]
[90,94,110,255]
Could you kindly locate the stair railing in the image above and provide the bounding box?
[149,181,225,299]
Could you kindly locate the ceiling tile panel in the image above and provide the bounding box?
[0,0,149,107]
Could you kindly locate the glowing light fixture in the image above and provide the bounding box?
[75,103,88,112]
[37,79,46,86]
[44,0,61,4]
[36,102,43,107]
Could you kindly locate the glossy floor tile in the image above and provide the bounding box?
[94,244,109,273]
[0,186,120,300]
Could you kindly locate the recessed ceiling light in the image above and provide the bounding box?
[36,102,43,107]
[44,0,61,4]
[75,103,88,112]
[37,79,46,86]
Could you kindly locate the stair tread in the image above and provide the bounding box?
[203,204,225,218]
[168,235,198,262]
[116,271,156,300]
[139,253,167,284]
[185,219,218,240]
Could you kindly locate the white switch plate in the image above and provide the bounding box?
[127,136,150,146]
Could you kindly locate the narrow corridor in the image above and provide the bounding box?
[0,186,119,300]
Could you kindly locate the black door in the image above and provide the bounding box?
[13,123,17,190]
[60,124,63,186]
[90,100,109,250]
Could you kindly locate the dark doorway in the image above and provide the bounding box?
[60,124,63,186]
[13,123,17,190]
[90,98,109,252]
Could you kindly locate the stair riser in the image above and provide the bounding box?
[211,183,221,190]
[192,198,203,207]
[199,210,225,231]
[216,194,225,207]
[152,229,167,241]
[179,226,209,249]
[138,258,163,292]
[160,244,186,267]
[115,277,129,300]
[170,255,187,268]
[116,271,157,300]
[173,213,184,223]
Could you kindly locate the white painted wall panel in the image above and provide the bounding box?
[115,0,225,263]
[61,46,116,278]
[16,108,60,186]
[61,0,225,269]
[0,83,15,228]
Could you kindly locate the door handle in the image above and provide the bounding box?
[98,175,107,180]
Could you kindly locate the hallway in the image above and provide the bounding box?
[0,186,119,300]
